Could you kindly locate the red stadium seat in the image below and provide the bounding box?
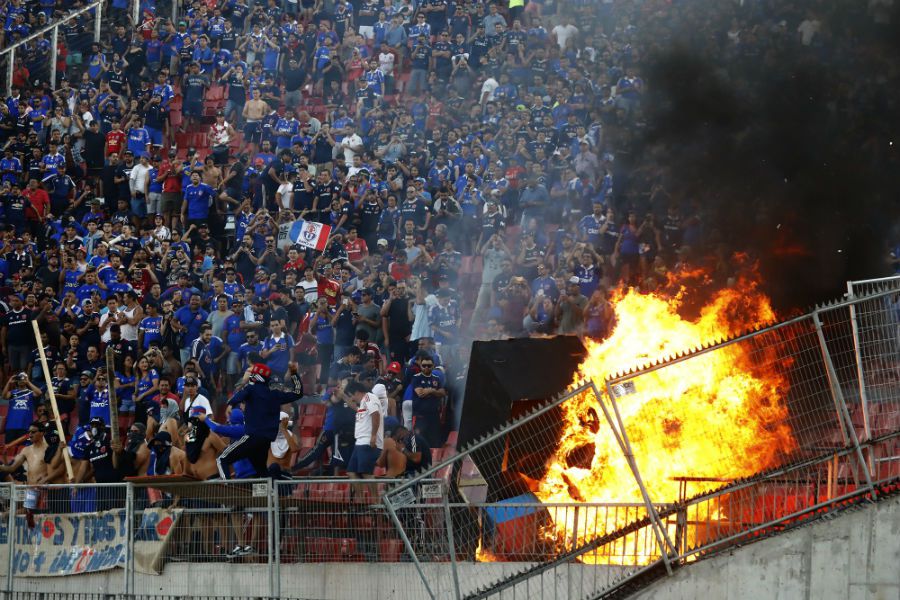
[300,414,325,429]
[205,84,225,101]
[304,537,359,562]
[304,403,326,416]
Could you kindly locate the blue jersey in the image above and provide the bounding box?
[262,334,293,376]
[578,214,604,246]
[208,335,226,374]
[69,425,91,460]
[41,153,65,179]
[147,167,162,193]
[0,156,21,184]
[428,303,459,344]
[127,128,151,157]
[183,183,216,220]
[116,372,135,403]
[138,315,162,349]
[409,373,444,416]
[137,369,159,401]
[174,306,210,348]
[89,387,111,423]
[224,313,245,349]
[238,341,263,370]
[6,387,36,430]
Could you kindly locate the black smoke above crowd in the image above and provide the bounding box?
[635,2,900,311]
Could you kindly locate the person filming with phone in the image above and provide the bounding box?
[260,320,295,383]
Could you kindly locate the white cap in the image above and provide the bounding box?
[372,383,388,402]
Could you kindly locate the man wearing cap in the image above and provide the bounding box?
[217,361,304,478]
[376,361,404,414]
[182,373,213,416]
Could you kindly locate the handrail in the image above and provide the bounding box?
[0,0,103,95]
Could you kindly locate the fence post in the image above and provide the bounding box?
[440,483,462,600]
[267,479,276,599]
[6,485,16,596]
[599,382,676,573]
[272,480,281,599]
[124,482,134,595]
[846,283,872,442]
[383,495,437,600]
[812,310,876,498]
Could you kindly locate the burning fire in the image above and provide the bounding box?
[532,263,797,557]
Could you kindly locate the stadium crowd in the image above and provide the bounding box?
[0,0,896,492]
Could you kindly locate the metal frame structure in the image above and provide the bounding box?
[384,285,900,600]
[0,1,103,95]
[0,285,897,599]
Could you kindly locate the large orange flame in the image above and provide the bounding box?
[532,263,797,559]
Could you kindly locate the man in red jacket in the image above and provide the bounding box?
[23,178,50,228]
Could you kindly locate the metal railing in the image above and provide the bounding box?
[386,286,900,600]
[0,285,897,600]
[0,1,102,94]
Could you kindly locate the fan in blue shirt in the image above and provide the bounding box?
[181,171,216,223]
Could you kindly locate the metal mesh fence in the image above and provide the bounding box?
[128,479,274,598]
[381,384,679,600]
[387,288,900,600]
[604,310,864,507]
[274,478,440,600]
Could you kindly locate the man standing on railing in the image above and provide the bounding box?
[217,361,304,478]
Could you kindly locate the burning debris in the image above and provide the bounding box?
[532,262,797,556]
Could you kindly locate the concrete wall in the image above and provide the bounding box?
[631,494,900,600]
[10,561,626,599]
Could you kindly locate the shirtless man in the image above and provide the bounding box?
[0,422,55,521]
[242,88,268,155]
[201,156,223,189]
[376,432,407,477]
[36,423,76,512]
[184,408,226,479]
[267,412,299,475]
[0,421,52,484]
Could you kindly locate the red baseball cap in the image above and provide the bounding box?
[387,361,402,374]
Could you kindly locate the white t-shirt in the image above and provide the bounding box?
[378,52,395,76]
[354,392,384,448]
[129,163,151,195]
[277,182,293,209]
[480,77,498,104]
[342,133,364,162]
[298,278,318,304]
[552,24,578,50]
[183,393,213,417]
